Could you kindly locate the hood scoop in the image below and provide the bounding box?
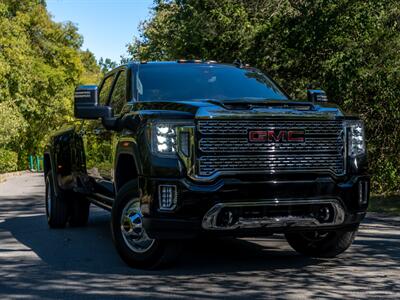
[207,99,314,111]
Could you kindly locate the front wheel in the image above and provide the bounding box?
[111,180,181,269]
[285,227,359,258]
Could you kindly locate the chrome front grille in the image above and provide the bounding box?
[199,137,341,153]
[196,119,345,177]
[198,120,343,135]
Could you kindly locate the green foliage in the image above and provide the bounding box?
[84,131,113,172]
[0,100,27,146]
[369,194,400,215]
[0,0,101,172]
[80,50,101,84]
[129,0,400,194]
[99,57,118,74]
[0,149,18,173]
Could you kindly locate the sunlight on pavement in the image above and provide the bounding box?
[0,173,399,299]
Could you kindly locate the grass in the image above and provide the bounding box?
[369,194,400,215]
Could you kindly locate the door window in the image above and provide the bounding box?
[99,74,115,105]
[110,70,127,115]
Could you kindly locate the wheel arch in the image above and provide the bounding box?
[114,153,139,193]
[45,127,86,191]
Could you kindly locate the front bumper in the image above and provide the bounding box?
[139,174,369,239]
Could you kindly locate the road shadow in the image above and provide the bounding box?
[0,194,44,220]
[1,195,400,299]
[0,211,323,275]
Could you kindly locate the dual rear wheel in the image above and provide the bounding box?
[45,171,90,228]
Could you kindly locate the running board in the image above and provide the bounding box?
[87,193,114,211]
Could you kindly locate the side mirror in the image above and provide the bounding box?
[74,86,112,119]
[307,89,328,103]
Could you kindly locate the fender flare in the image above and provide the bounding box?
[44,127,86,194]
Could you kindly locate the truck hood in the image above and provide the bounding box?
[132,99,345,120]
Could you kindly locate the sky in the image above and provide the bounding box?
[46,0,154,62]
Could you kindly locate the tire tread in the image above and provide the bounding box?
[46,171,69,228]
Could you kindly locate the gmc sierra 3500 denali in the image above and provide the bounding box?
[44,61,369,269]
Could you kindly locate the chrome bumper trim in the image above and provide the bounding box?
[201,199,345,230]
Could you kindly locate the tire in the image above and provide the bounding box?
[285,227,359,258]
[69,194,90,227]
[111,180,181,269]
[45,171,69,228]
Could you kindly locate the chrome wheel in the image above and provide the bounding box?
[120,199,155,253]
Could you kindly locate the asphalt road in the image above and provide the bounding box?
[0,173,399,299]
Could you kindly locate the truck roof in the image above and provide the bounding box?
[126,60,248,68]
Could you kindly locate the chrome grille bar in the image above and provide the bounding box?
[198,120,343,135]
[196,119,345,177]
[200,137,342,153]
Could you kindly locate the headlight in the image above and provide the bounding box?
[151,121,194,157]
[152,123,177,155]
[346,120,366,157]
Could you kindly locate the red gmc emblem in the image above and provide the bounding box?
[249,130,305,143]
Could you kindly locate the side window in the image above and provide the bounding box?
[110,70,127,115]
[99,75,115,105]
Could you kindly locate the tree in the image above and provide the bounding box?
[80,49,101,84]
[128,0,400,193]
[99,57,118,74]
[0,0,101,171]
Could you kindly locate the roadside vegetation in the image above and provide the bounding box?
[369,195,400,215]
[0,0,101,173]
[0,0,399,199]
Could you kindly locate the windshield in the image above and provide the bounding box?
[136,63,288,101]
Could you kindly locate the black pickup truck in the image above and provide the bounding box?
[44,61,369,269]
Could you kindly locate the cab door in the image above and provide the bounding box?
[107,69,129,180]
[109,69,128,118]
[84,68,129,184]
[85,73,116,181]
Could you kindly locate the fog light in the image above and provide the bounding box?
[158,185,177,211]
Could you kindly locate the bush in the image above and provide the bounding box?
[0,149,18,173]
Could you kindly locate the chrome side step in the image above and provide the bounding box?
[202,199,345,230]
